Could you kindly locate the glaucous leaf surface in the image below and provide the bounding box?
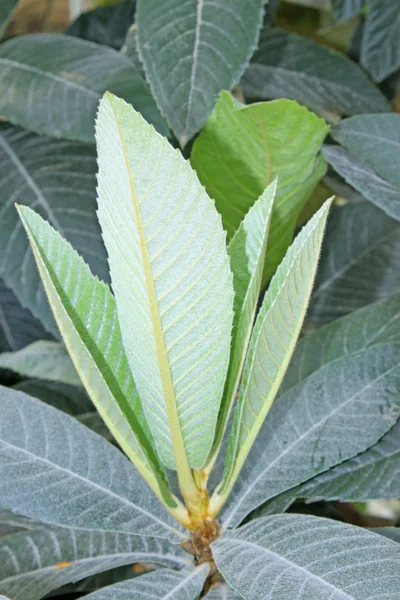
[0,279,51,353]
[213,514,400,599]
[308,201,400,326]
[0,341,80,386]
[242,27,389,115]
[0,386,185,541]
[323,145,400,222]
[372,527,400,544]
[0,0,18,37]
[191,92,328,283]
[207,181,275,469]
[0,526,188,600]
[212,201,331,513]
[136,0,264,145]
[0,34,168,142]
[361,0,400,82]
[331,0,365,21]
[204,584,241,599]
[0,125,108,336]
[96,93,233,470]
[81,566,209,600]
[18,206,174,508]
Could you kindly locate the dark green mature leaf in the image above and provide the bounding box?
[0,126,107,335]
[13,379,93,415]
[242,27,389,115]
[121,25,144,75]
[0,527,189,600]
[81,567,208,600]
[191,92,328,283]
[0,34,168,142]
[308,201,400,326]
[0,0,18,37]
[213,515,400,599]
[373,527,400,544]
[67,0,136,49]
[0,386,185,542]
[331,0,365,21]
[361,0,400,82]
[136,0,265,145]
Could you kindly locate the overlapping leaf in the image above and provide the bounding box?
[331,0,365,21]
[205,584,241,599]
[96,93,233,470]
[13,379,93,416]
[136,0,264,145]
[361,0,400,82]
[0,0,18,38]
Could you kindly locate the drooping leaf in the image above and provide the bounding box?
[0,341,80,386]
[331,0,365,22]
[210,201,332,517]
[80,566,208,600]
[308,201,400,326]
[18,205,176,511]
[0,386,185,541]
[0,125,108,336]
[323,145,400,222]
[191,92,328,283]
[0,0,18,38]
[0,34,168,142]
[212,514,400,599]
[242,26,389,115]
[361,0,400,82]
[0,526,188,600]
[206,181,276,470]
[136,0,264,145]
[96,93,234,471]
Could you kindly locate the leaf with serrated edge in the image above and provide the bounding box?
[205,180,275,473]
[95,92,233,485]
[212,514,400,599]
[0,386,185,541]
[209,200,332,518]
[17,205,181,515]
[361,0,400,82]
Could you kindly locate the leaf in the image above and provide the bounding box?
[0,526,189,600]
[0,125,108,336]
[66,0,136,50]
[0,279,51,353]
[0,386,185,541]
[204,584,241,599]
[206,180,276,470]
[0,34,168,143]
[212,514,400,599]
[96,93,234,472]
[372,527,400,544]
[0,0,18,38]
[241,26,389,115]
[121,25,144,76]
[13,379,93,416]
[80,566,208,600]
[210,201,332,517]
[191,92,328,284]
[18,206,177,513]
[331,0,365,22]
[136,0,265,145]
[323,145,400,222]
[332,114,400,187]
[0,341,80,386]
[308,201,400,326]
[361,0,400,82]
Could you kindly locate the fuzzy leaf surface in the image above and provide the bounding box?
[361,0,400,82]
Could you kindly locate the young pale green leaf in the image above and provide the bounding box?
[0,526,189,600]
[0,34,168,142]
[136,0,264,145]
[212,514,400,599]
[210,200,332,517]
[191,92,328,284]
[205,180,276,472]
[361,0,400,82]
[0,341,80,386]
[17,206,177,512]
[81,566,208,600]
[96,93,234,474]
[0,0,18,38]
[0,386,185,541]
[242,26,389,115]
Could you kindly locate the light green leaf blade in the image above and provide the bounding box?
[96,93,234,470]
[210,200,332,515]
[191,92,328,284]
[0,386,185,541]
[361,0,400,82]
[17,205,175,509]
[206,180,276,470]
[0,0,18,38]
[0,526,189,600]
[212,514,400,599]
[81,566,208,600]
[0,341,80,386]
[0,34,168,143]
[136,0,264,145]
